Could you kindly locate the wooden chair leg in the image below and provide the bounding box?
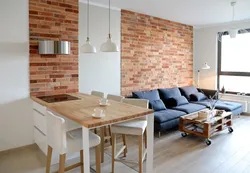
[139,135,143,173]
[95,144,101,173]
[144,129,147,149]
[122,134,127,157]
[58,154,66,173]
[108,125,112,145]
[80,150,84,173]
[100,126,105,163]
[104,126,107,142]
[112,134,116,173]
[46,146,53,173]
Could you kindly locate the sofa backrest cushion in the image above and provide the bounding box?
[149,99,167,111]
[190,92,207,101]
[179,86,198,101]
[132,89,160,101]
[158,87,182,100]
[168,96,189,107]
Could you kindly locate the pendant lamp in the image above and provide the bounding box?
[81,0,96,53]
[217,1,249,42]
[100,0,119,52]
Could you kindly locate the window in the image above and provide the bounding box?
[218,30,250,94]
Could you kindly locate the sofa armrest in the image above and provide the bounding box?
[198,88,219,99]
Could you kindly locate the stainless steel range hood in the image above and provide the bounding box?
[39,40,71,55]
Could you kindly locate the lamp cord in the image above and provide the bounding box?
[109,0,111,38]
[87,0,89,41]
[232,4,235,21]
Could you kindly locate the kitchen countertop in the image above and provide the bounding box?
[31,93,154,128]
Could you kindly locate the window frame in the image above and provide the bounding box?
[217,29,250,93]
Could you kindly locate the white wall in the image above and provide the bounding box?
[0,0,33,151]
[79,3,121,96]
[194,20,250,89]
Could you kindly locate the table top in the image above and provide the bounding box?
[31,93,154,128]
[182,110,232,124]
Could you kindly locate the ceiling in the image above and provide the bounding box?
[87,0,250,27]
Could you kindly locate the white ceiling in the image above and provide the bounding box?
[87,0,250,27]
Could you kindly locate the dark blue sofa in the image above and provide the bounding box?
[132,89,187,133]
[132,86,243,135]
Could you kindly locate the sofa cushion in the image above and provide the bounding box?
[158,87,182,100]
[154,109,186,123]
[193,99,216,108]
[194,99,242,112]
[168,96,189,107]
[172,103,206,114]
[215,101,242,112]
[150,100,166,111]
[179,86,198,101]
[190,92,207,101]
[132,90,160,101]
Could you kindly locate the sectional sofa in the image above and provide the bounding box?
[132,85,243,136]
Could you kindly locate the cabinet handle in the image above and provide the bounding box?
[34,109,45,116]
[34,126,46,136]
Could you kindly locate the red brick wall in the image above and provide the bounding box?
[121,10,193,96]
[29,0,79,96]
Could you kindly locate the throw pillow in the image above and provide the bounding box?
[168,96,189,107]
[149,100,167,111]
[190,92,207,101]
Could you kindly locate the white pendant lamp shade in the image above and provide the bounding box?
[81,0,96,53]
[81,38,96,53]
[101,0,119,52]
[201,63,210,70]
[100,34,119,52]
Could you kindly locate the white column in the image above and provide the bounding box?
[146,113,154,173]
[82,126,90,173]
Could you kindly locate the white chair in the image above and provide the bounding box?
[106,94,125,142]
[91,91,104,98]
[91,90,106,163]
[107,94,124,102]
[106,94,127,157]
[45,111,101,173]
[111,98,149,173]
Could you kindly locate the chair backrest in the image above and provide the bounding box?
[107,94,124,102]
[122,98,149,109]
[46,111,67,154]
[91,91,104,98]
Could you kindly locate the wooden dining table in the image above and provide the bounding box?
[32,93,154,173]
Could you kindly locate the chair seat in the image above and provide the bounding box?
[67,129,101,153]
[111,120,147,135]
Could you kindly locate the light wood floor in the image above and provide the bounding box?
[1,115,250,173]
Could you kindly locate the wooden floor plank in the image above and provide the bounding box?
[0,115,250,173]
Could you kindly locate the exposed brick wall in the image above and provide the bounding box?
[121,10,193,96]
[29,0,79,96]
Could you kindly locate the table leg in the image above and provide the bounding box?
[100,127,105,163]
[146,113,154,173]
[82,126,90,173]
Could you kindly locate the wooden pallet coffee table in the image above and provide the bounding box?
[179,110,233,145]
